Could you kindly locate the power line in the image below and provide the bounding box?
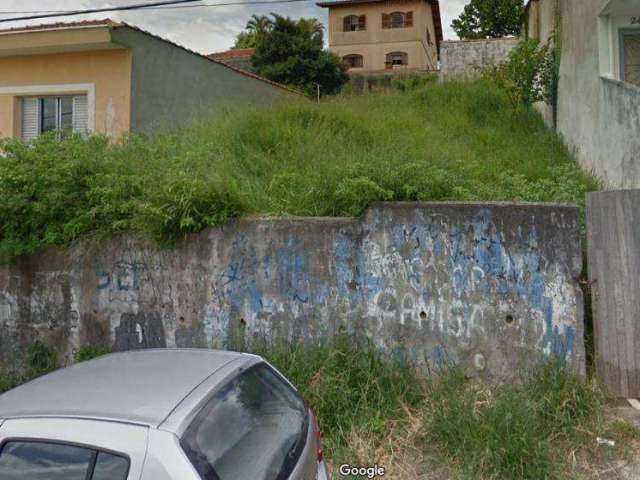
[0,0,311,23]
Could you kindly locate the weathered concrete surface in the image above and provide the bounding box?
[527,0,640,188]
[0,203,584,377]
[110,28,297,136]
[588,190,640,398]
[440,38,519,81]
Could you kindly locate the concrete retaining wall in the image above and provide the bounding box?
[0,203,584,377]
[440,38,519,81]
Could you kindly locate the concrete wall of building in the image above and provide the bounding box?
[440,38,519,81]
[110,28,296,136]
[326,0,438,71]
[0,49,132,139]
[0,203,585,378]
[527,0,640,188]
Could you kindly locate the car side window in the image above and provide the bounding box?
[0,441,130,480]
[92,451,130,480]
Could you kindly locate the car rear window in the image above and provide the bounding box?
[0,441,130,480]
[181,363,308,480]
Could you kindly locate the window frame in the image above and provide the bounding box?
[343,54,364,69]
[0,83,96,138]
[386,51,409,68]
[390,11,406,28]
[38,96,75,136]
[0,437,131,480]
[382,11,413,29]
[343,14,365,32]
[619,28,640,86]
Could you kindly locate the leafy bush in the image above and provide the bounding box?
[26,340,58,378]
[334,177,393,216]
[74,345,112,363]
[0,369,24,394]
[483,38,551,109]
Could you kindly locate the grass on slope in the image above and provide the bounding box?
[0,79,599,260]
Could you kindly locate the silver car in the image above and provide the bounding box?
[0,349,330,480]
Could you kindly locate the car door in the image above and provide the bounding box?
[0,417,148,479]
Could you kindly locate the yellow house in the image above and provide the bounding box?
[317,0,443,73]
[0,20,297,141]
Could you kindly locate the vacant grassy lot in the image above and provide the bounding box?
[0,79,598,260]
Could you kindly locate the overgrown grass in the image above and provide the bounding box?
[423,362,610,479]
[246,333,425,465]
[0,80,599,260]
[1,336,637,478]
[251,335,635,480]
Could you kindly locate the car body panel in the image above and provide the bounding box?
[0,417,148,480]
[159,354,261,436]
[0,349,330,480]
[0,350,245,427]
[289,411,323,480]
[141,429,200,480]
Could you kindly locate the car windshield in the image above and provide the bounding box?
[180,363,308,480]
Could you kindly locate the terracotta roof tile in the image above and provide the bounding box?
[208,48,255,60]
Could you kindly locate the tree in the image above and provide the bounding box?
[251,14,348,96]
[233,14,273,49]
[452,0,524,39]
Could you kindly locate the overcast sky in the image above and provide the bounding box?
[0,0,467,54]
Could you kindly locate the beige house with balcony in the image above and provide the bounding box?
[317,0,443,74]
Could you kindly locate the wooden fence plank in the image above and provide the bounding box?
[587,190,640,398]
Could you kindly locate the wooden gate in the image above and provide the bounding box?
[587,190,640,398]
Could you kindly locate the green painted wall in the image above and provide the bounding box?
[111,28,298,135]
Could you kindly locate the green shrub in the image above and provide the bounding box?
[334,177,393,216]
[26,340,58,377]
[74,345,112,363]
[483,38,550,109]
[0,369,24,394]
[139,174,246,243]
[0,80,599,260]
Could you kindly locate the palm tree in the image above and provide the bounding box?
[246,14,273,36]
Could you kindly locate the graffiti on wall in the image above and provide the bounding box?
[2,204,583,376]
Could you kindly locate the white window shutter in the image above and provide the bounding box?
[22,97,39,141]
[72,95,88,134]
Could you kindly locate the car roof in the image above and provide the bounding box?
[0,349,258,428]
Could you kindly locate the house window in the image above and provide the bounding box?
[343,15,366,31]
[382,11,413,29]
[621,30,640,87]
[386,51,408,68]
[343,54,364,69]
[22,95,88,141]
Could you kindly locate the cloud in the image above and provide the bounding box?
[0,0,466,54]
